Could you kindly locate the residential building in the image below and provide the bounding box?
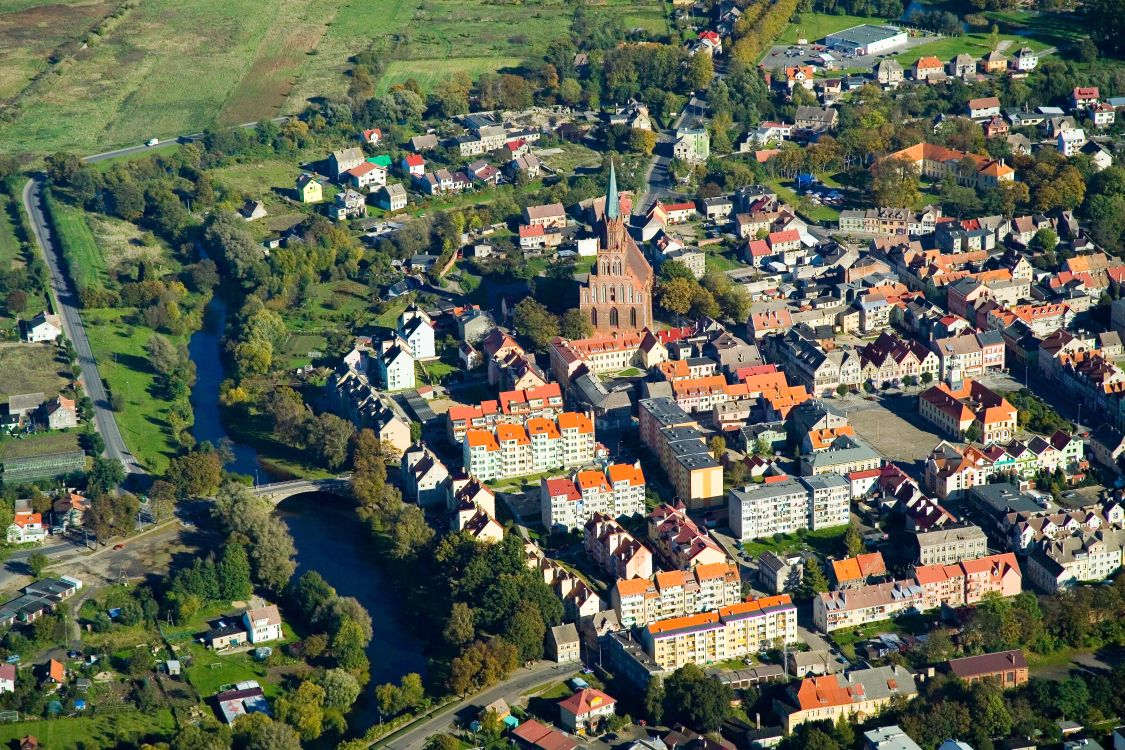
[944,650,1028,687]
[558,688,616,734]
[43,396,77,430]
[239,198,266,221]
[329,147,365,179]
[884,143,1014,189]
[1013,47,1037,71]
[758,551,803,595]
[641,595,798,669]
[876,58,904,86]
[401,445,450,507]
[547,623,581,663]
[914,57,945,81]
[375,183,407,212]
[865,726,923,750]
[463,412,596,482]
[1072,86,1100,109]
[6,512,45,544]
[0,664,14,694]
[728,474,849,541]
[242,604,282,644]
[931,331,1006,381]
[777,665,918,733]
[913,524,988,566]
[523,203,567,229]
[512,720,577,750]
[543,463,646,531]
[1058,128,1087,156]
[967,96,1001,120]
[373,339,415,392]
[446,383,564,444]
[830,552,887,589]
[918,379,1017,444]
[295,173,322,203]
[799,435,882,477]
[1027,527,1125,593]
[612,562,741,627]
[673,128,710,164]
[344,161,386,190]
[19,312,62,343]
[549,329,668,387]
[647,503,728,569]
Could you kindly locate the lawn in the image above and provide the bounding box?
[82,308,184,473]
[182,641,278,698]
[378,57,526,95]
[0,709,176,749]
[739,524,848,558]
[894,32,1053,68]
[776,12,896,45]
[704,248,746,273]
[0,343,70,402]
[44,192,106,293]
[982,9,1086,49]
[0,192,23,271]
[762,178,840,224]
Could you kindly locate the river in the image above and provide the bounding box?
[187,297,426,732]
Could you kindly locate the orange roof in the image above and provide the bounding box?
[795,675,852,711]
[655,570,689,589]
[693,561,736,581]
[616,577,654,597]
[557,411,593,433]
[12,512,41,528]
[607,462,644,486]
[646,611,721,635]
[496,423,531,445]
[524,419,557,440]
[831,552,886,583]
[48,659,64,683]
[558,687,616,716]
[465,429,499,450]
[576,469,610,493]
[915,56,943,69]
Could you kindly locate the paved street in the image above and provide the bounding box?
[22,177,141,475]
[377,662,579,750]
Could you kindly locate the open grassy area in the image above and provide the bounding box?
[44,193,106,293]
[0,709,176,749]
[378,57,526,95]
[0,343,69,401]
[762,178,840,224]
[895,32,1053,68]
[82,308,183,474]
[982,9,1085,49]
[0,193,23,271]
[739,524,848,558]
[776,12,896,45]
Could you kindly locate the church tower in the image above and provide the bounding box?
[578,162,655,332]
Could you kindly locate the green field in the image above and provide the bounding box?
[0,709,175,749]
[0,192,23,270]
[82,308,184,473]
[893,33,1054,67]
[44,192,106,292]
[982,9,1085,49]
[0,430,81,461]
[777,12,896,45]
[763,178,840,223]
[0,0,666,155]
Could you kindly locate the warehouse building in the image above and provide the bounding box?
[824,25,908,56]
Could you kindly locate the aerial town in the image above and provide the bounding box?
[2,0,1125,747]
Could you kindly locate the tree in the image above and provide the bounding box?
[166,450,223,496]
[844,519,863,558]
[88,457,125,495]
[644,677,665,724]
[4,290,28,315]
[663,664,733,732]
[709,436,726,461]
[443,602,476,648]
[560,308,593,340]
[1085,0,1125,57]
[513,298,560,351]
[506,601,546,662]
[319,668,361,710]
[26,552,49,578]
[332,617,370,673]
[871,156,921,208]
[628,129,657,155]
[685,53,714,90]
[232,713,303,750]
[425,736,462,750]
[799,559,829,598]
[1030,227,1058,253]
[836,384,849,398]
[658,277,698,316]
[921,371,933,385]
[309,413,354,469]
[217,544,253,601]
[386,502,435,559]
[212,482,295,592]
[276,680,326,741]
[965,422,983,443]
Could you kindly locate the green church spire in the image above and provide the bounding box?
[606,160,619,221]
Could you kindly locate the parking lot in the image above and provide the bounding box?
[840,392,945,481]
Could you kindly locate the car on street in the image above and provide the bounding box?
[145,138,159,147]
[113,543,125,550]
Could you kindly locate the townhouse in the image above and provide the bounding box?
[728,473,850,541]
[860,332,940,387]
[542,462,646,531]
[463,412,596,482]
[641,595,798,669]
[931,330,1006,381]
[401,445,450,507]
[813,552,1022,632]
[925,431,1085,500]
[584,513,654,580]
[917,379,1017,444]
[445,383,564,444]
[1027,527,1125,593]
[612,562,741,627]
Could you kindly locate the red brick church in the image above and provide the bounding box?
[579,163,654,331]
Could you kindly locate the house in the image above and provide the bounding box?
[374,340,415,391]
[558,688,617,734]
[1013,47,1037,71]
[20,312,62,343]
[512,719,578,750]
[1093,102,1117,127]
[329,147,365,179]
[673,127,710,164]
[968,96,1001,120]
[206,620,246,650]
[980,50,1007,73]
[1081,141,1114,171]
[1072,86,1100,110]
[397,305,436,360]
[409,134,439,152]
[402,445,449,507]
[794,106,838,132]
[508,153,543,180]
[376,183,407,212]
[44,395,77,430]
[759,551,803,594]
[1058,128,1087,157]
[7,512,45,544]
[401,154,425,177]
[239,200,267,221]
[866,726,923,750]
[950,53,976,79]
[914,57,944,81]
[830,552,886,589]
[332,189,367,221]
[944,649,1028,687]
[215,681,271,724]
[295,174,322,203]
[777,665,918,733]
[548,623,581,663]
[523,203,567,229]
[876,59,904,86]
[0,663,15,693]
[241,604,282,644]
[345,161,386,191]
[44,659,64,686]
[361,128,382,144]
[982,116,1009,139]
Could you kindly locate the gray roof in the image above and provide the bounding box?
[864,725,923,750]
[801,436,879,470]
[825,24,904,46]
[970,483,1044,515]
[8,393,45,413]
[549,623,580,646]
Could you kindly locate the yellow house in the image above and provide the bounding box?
[296,173,323,203]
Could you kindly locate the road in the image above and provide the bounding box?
[378,662,579,750]
[22,177,142,475]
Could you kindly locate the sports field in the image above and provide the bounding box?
[0,0,665,155]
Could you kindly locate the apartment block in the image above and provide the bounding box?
[542,462,646,531]
[446,383,565,444]
[918,379,1017,444]
[647,503,729,569]
[549,330,668,388]
[611,562,742,627]
[1027,527,1125,593]
[641,595,798,669]
[584,513,654,581]
[463,412,595,482]
[728,473,850,541]
[912,524,988,566]
[778,665,918,733]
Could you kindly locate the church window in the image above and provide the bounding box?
[631,308,638,328]
[612,259,622,276]
[591,309,598,327]
[610,308,619,327]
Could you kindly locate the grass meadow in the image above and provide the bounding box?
[45,191,107,292]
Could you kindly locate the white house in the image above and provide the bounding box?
[1082,141,1114,172]
[7,512,46,544]
[241,604,283,644]
[402,445,450,507]
[20,312,62,343]
[345,162,387,191]
[1013,47,1038,71]
[376,340,416,391]
[1093,103,1116,128]
[0,664,15,694]
[376,184,407,212]
[558,688,617,734]
[1058,128,1087,157]
[397,305,436,360]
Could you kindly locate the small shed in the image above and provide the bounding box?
[253,647,272,661]
[165,660,181,676]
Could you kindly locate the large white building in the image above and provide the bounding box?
[728,474,850,541]
[823,24,907,56]
[397,305,436,361]
[541,462,646,531]
[464,412,596,482]
[641,595,798,669]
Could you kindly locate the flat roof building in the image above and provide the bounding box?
[824,25,908,55]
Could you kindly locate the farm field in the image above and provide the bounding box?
[0,709,175,749]
[0,0,667,155]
